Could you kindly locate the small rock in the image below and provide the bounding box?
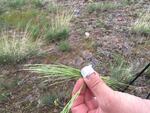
[1,70,9,75]
[53,108,58,113]
[74,57,84,67]
[82,50,93,60]
[85,32,90,38]
[117,16,124,21]
[74,9,80,17]
[25,95,34,102]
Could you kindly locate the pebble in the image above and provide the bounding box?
[85,32,90,38]
[74,56,84,67]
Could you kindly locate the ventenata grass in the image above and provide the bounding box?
[25,64,132,113]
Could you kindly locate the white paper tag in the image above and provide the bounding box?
[81,65,95,78]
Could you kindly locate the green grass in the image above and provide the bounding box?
[121,0,137,5]
[0,3,73,41]
[31,0,43,8]
[0,9,38,29]
[25,64,131,90]
[0,0,43,11]
[0,92,10,102]
[87,2,119,13]
[38,95,56,106]
[131,12,150,35]
[109,54,133,84]
[45,11,73,42]
[25,64,133,113]
[0,30,42,64]
[7,0,26,9]
[96,19,107,28]
[58,40,71,52]
[48,2,62,13]
[60,88,81,113]
[145,67,150,75]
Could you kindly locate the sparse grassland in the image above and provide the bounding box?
[0,9,38,29]
[0,0,149,112]
[0,30,42,64]
[87,2,119,13]
[3,0,43,10]
[131,12,150,36]
[0,0,73,42]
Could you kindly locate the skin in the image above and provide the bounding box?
[71,72,150,113]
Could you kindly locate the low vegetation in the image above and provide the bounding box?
[38,94,56,107]
[0,0,149,112]
[45,11,73,42]
[131,12,150,35]
[0,0,73,42]
[0,30,42,64]
[25,64,133,112]
[2,0,43,10]
[87,2,119,13]
[121,0,137,5]
[58,40,71,52]
[109,54,133,84]
[0,9,38,29]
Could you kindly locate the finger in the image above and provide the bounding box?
[83,72,113,99]
[72,78,86,107]
[88,108,103,113]
[72,78,86,95]
[85,89,98,110]
[84,72,114,105]
[71,104,88,113]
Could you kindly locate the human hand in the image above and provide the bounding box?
[71,72,150,113]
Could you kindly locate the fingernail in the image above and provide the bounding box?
[85,72,96,80]
[81,65,95,78]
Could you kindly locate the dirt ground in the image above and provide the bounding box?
[0,0,150,113]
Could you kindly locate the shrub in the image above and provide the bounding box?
[58,40,71,52]
[87,2,119,13]
[131,12,150,35]
[0,30,42,64]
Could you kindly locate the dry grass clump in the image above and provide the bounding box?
[131,12,150,35]
[0,30,42,64]
[109,54,133,84]
[45,10,73,42]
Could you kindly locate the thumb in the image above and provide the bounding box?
[83,72,113,98]
[83,72,117,112]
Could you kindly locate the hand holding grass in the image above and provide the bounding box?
[71,67,150,113]
[26,64,150,113]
